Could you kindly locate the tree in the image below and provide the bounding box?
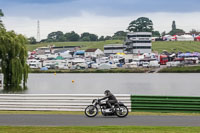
[98,36,105,41]
[104,36,112,40]
[81,36,90,41]
[190,29,199,34]
[81,32,98,41]
[152,31,160,37]
[112,31,127,40]
[127,17,153,32]
[89,34,98,41]
[47,31,65,42]
[172,20,176,30]
[169,29,185,36]
[65,31,80,41]
[168,21,185,35]
[0,9,4,28]
[161,31,166,36]
[28,37,37,44]
[0,29,29,88]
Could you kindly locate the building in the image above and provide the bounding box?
[52,46,80,53]
[36,47,51,55]
[124,32,152,54]
[104,44,125,56]
[85,48,104,57]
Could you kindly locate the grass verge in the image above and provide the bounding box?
[0,111,200,116]
[159,66,200,73]
[0,126,200,133]
[30,68,149,73]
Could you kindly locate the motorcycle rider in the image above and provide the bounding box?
[99,90,118,111]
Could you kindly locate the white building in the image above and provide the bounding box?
[124,32,152,54]
[104,44,125,56]
[85,48,104,57]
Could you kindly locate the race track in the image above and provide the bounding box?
[0,114,200,127]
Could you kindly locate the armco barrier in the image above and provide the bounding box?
[0,94,131,111]
[131,95,200,113]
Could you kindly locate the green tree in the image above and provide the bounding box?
[47,31,65,42]
[0,29,29,88]
[152,31,160,37]
[104,36,112,40]
[98,36,105,41]
[28,37,37,44]
[65,31,80,41]
[81,32,98,41]
[190,29,199,34]
[112,31,127,40]
[161,31,166,36]
[89,34,98,41]
[169,29,185,36]
[0,9,4,28]
[127,17,153,32]
[81,36,90,41]
[172,20,176,30]
[168,21,185,35]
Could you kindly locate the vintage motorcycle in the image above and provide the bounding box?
[85,99,129,118]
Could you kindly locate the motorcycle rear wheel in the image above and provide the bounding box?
[85,105,98,117]
[115,105,129,118]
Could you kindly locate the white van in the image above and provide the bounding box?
[149,61,160,68]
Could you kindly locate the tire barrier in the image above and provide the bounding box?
[131,95,200,113]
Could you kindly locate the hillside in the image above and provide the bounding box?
[27,40,200,54]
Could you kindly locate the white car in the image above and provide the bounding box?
[91,63,99,69]
[142,62,150,68]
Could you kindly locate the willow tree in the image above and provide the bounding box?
[0,9,4,28]
[0,25,29,88]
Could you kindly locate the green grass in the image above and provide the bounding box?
[27,40,200,54]
[0,126,200,133]
[159,66,200,73]
[27,40,123,51]
[1,111,200,116]
[153,41,200,53]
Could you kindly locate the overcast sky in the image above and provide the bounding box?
[1,0,200,39]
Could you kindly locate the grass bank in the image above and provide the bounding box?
[1,126,200,133]
[30,68,149,73]
[27,40,200,53]
[159,66,200,73]
[152,41,200,53]
[27,40,123,51]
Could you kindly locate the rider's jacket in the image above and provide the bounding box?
[100,93,117,101]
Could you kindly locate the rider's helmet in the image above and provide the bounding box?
[104,90,110,96]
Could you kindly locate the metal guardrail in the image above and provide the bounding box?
[0,94,131,111]
[131,95,200,113]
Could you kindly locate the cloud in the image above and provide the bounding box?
[1,0,200,19]
[3,11,200,40]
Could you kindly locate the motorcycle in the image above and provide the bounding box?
[85,99,129,118]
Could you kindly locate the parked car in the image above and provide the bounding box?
[142,62,150,68]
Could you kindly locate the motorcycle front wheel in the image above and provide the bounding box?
[85,105,98,117]
[115,105,129,118]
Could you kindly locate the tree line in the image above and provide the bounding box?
[27,17,198,44]
[28,30,128,44]
[29,17,192,44]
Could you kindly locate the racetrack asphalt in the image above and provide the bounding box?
[0,114,200,127]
